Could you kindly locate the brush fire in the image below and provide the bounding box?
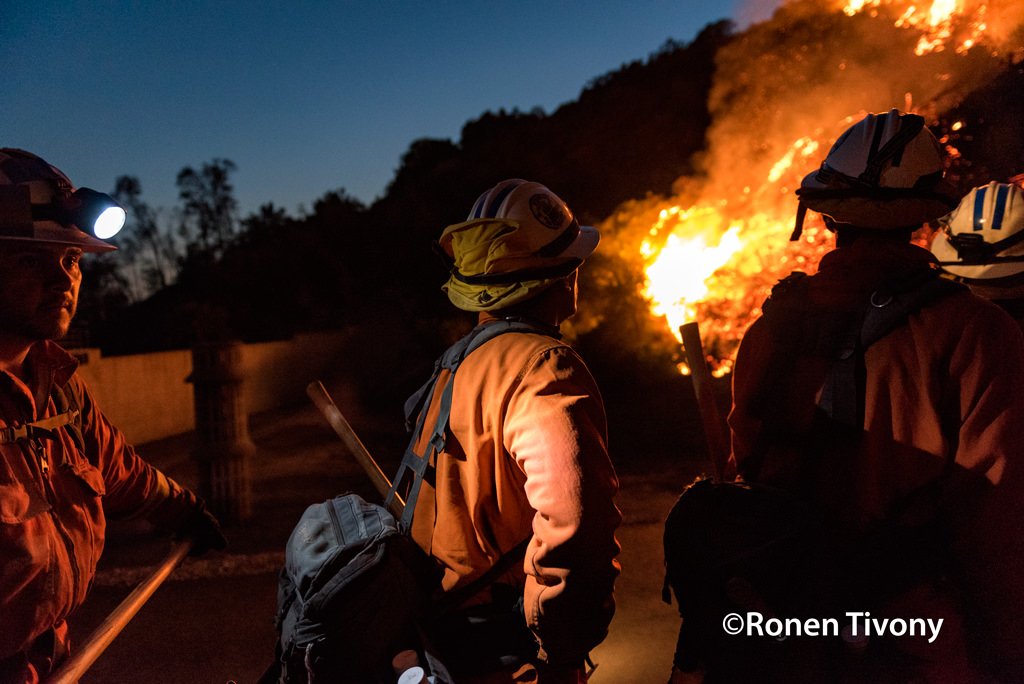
[597,0,1024,376]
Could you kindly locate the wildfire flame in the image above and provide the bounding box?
[842,0,989,54]
[616,0,1021,375]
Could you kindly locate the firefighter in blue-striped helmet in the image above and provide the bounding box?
[931,181,1024,311]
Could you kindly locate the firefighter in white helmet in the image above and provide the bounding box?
[407,179,621,683]
[0,149,225,682]
[720,111,1024,681]
[931,181,1024,321]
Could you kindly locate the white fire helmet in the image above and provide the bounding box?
[931,181,1024,282]
[438,179,600,312]
[792,109,959,239]
[0,148,123,252]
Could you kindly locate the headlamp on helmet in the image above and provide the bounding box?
[34,187,126,240]
[0,148,122,253]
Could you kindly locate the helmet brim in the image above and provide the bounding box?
[0,221,117,253]
[559,224,600,261]
[798,170,959,228]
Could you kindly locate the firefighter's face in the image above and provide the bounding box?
[551,271,579,325]
[0,243,82,342]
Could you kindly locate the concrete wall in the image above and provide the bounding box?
[72,331,349,444]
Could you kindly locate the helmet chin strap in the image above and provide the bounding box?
[790,202,810,241]
[946,225,1024,264]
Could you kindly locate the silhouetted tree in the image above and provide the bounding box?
[112,175,179,297]
[177,158,238,257]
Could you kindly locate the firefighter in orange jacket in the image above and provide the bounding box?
[727,112,1024,682]
[0,149,225,683]
[411,179,621,683]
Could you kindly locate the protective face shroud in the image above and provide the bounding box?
[0,148,119,253]
[792,109,959,239]
[438,179,599,312]
[931,182,1024,282]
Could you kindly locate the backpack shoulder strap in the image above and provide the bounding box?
[744,267,964,477]
[388,319,560,530]
[860,269,966,348]
[819,267,965,428]
[51,378,87,454]
[0,378,85,448]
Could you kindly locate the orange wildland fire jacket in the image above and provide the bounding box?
[0,341,199,667]
[408,321,621,666]
[729,239,1024,680]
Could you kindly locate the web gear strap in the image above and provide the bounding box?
[387,318,559,531]
[0,380,83,446]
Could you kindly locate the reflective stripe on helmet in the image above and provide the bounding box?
[973,185,987,230]
[469,179,526,219]
[992,183,1009,231]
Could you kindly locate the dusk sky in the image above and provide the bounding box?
[5,2,779,217]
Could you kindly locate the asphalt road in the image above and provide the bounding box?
[68,401,708,683]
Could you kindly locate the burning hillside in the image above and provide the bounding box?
[590,0,1024,376]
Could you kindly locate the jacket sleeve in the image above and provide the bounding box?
[944,304,1024,678]
[503,345,622,666]
[73,375,200,526]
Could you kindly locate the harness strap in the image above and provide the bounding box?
[747,267,965,474]
[388,318,560,530]
[385,318,559,615]
[819,268,964,428]
[433,536,533,615]
[0,410,80,444]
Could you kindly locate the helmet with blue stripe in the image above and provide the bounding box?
[932,181,1024,282]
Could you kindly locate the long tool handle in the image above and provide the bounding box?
[680,322,731,482]
[305,381,405,518]
[45,539,192,684]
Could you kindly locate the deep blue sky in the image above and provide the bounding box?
[4,2,776,217]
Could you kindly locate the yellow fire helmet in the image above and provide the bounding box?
[931,181,1024,282]
[792,109,959,239]
[438,179,599,312]
[0,148,123,252]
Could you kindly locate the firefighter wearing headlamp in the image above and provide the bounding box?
[0,148,226,683]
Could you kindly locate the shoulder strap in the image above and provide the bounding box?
[387,318,560,530]
[0,380,84,447]
[819,268,965,428]
[432,536,532,614]
[52,379,86,453]
[745,267,964,477]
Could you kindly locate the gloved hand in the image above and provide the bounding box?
[147,483,227,556]
[177,500,227,556]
